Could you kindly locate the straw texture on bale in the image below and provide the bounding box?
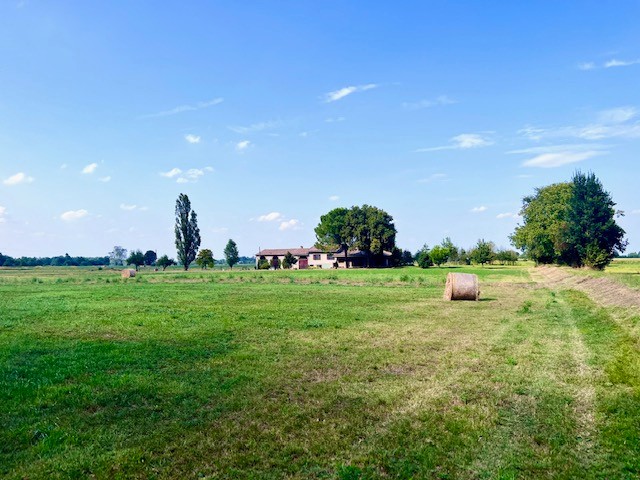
[443,272,479,301]
[121,269,136,278]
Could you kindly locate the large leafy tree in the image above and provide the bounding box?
[471,239,495,266]
[174,194,201,271]
[511,173,626,269]
[314,205,396,267]
[314,207,349,250]
[156,255,176,271]
[429,245,450,267]
[223,239,239,269]
[109,246,128,266]
[563,171,627,269]
[143,250,157,266]
[126,250,145,271]
[195,249,214,269]
[343,205,396,267]
[510,183,573,265]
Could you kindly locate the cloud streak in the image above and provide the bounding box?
[82,163,98,174]
[258,212,283,222]
[279,219,301,231]
[324,84,377,102]
[228,120,281,134]
[3,172,34,186]
[184,134,201,144]
[402,95,456,110]
[416,133,493,152]
[140,98,223,119]
[60,209,88,222]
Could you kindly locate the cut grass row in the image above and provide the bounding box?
[1,266,639,478]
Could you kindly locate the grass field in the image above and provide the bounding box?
[2,263,640,479]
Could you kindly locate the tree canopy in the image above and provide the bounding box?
[223,239,239,269]
[174,194,201,271]
[511,172,626,269]
[143,250,157,266]
[126,250,145,271]
[156,255,175,271]
[315,205,396,267]
[195,249,215,269]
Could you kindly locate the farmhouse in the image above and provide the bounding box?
[255,246,393,269]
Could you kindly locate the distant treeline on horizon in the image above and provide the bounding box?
[0,253,256,268]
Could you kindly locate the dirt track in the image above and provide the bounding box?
[531,265,640,309]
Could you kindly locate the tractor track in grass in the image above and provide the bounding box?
[531,265,640,309]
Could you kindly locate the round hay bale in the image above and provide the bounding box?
[121,269,136,278]
[443,272,479,301]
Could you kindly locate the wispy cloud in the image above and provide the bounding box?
[329,195,340,201]
[522,151,603,168]
[120,204,148,211]
[258,212,283,222]
[99,176,111,183]
[160,168,182,178]
[578,58,640,70]
[496,212,520,219]
[417,173,448,184]
[228,120,281,134]
[471,206,487,213]
[402,95,456,110]
[60,209,88,222]
[140,98,223,119]
[236,140,250,152]
[519,106,640,141]
[82,163,98,174]
[159,167,212,183]
[416,133,493,152]
[605,58,640,68]
[598,106,637,124]
[184,134,201,144]
[3,172,34,186]
[325,117,346,123]
[324,84,377,103]
[578,62,596,71]
[0,206,6,223]
[279,219,301,231]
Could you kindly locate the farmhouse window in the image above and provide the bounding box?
[313,254,321,260]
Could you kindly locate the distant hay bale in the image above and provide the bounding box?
[444,273,479,301]
[121,269,136,279]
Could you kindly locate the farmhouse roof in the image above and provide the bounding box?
[257,247,324,256]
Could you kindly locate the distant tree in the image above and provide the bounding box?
[401,250,414,266]
[257,257,270,269]
[156,255,176,271]
[174,194,201,271]
[390,247,403,267]
[416,245,433,268]
[195,249,215,269]
[441,237,459,263]
[458,248,471,265]
[471,239,495,266]
[143,250,157,266]
[224,239,239,269]
[126,250,145,271]
[429,245,450,267]
[495,249,519,265]
[510,183,573,265]
[270,257,280,269]
[563,171,627,269]
[109,246,128,266]
[282,251,298,269]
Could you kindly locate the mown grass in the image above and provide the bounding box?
[1,265,639,478]
[568,258,640,290]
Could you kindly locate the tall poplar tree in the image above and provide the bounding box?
[223,239,239,269]
[174,194,201,270]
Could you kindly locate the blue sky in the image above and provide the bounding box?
[1,1,639,258]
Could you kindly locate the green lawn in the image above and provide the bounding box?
[1,265,639,478]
